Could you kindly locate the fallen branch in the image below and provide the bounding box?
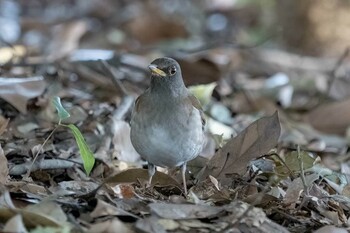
[9,159,80,175]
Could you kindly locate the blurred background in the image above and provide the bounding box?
[2,0,350,57]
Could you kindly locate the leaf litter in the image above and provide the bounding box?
[0,1,350,232]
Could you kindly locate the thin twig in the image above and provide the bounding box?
[11,159,78,176]
[222,177,273,232]
[100,60,129,96]
[271,208,303,224]
[297,145,309,196]
[258,152,296,179]
[24,122,60,179]
[100,60,135,120]
[296,145,314,212]
[113,96,135,121]
[327,47,350,97]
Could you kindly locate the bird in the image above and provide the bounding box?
[130,57,205,195]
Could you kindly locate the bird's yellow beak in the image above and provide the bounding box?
[149,64,166,77]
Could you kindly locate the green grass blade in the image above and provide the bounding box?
[66,124,95,175]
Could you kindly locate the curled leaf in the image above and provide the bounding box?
[52,96,70,120]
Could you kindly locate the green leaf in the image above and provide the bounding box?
[188,82,216,106]
[52,96,70,120]
[66,124,95,175]
[30,225,71,233]
[275,151,318,176]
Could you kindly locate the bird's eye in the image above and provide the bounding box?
[169,66,177,76]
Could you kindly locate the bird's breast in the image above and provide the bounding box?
[130,101,204,168]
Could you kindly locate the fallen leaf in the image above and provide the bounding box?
[17,182,48,196]
[283,173,319,206]
[304,98,350,135]
[149,203,223,219]
[329,74,350,100]
[123,3,188,44]
[3,214,28,233]
[0,208,61,228]
[0,144,8,184]
[112,119,141,163]
[157,219,180,231]
[135,216,166,233]
[0,115,9,136]
[341,184,350,197]
[58,181,99,196]
[188,82,217,106]
[30,226,71,233]
[69,49,115,62]
[0,76,46,114]
[209,175,220,191]
[0,45,26,65]
[90,200,136,218]
[319,210,340,225]
[48,20,88,61]
[87,218,133,233]
[206,116,235,139]
[198,112,280,183]
[110,184,135,199]
[178,57,221,86]
[25,201,67,224]
[276,151,318,175]
[17,122,39,134]
[313,225,348,233]
[0,191,16,209]
[105,168,180,188]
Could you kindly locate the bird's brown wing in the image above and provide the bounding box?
[188,94,206,130]
[134,94,148,114]
[134,95,142,113]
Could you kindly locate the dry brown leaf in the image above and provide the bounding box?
[209,175,220,191]
[178,57,221,86]
[112,119,141,163]
[18,182,48,196]
[0,116,9,136]
[48,20,88,61]
[283,174,319,207]
[3,214,28,233]
[320,210,340,225]
[149,203,223,219]
[329,75,350,100]
[198,112,280,183]
[0,145,8,184]
[90,200,135,218]
[136,216,166,233]
[105,168,180,188]
[304,98,350,135]
[0,76,46,114]
[341,184,350,197]
[87,218,133,233]
[313,225,348,233]
[111,184,135,199]
[123,3,188,44]
[25,201,67,224]
[0,208,60,228]
[57,181,99,196]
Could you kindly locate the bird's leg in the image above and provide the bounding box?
[147,163,156,187]
[181,163,188,195]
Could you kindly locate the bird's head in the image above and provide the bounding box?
[148,57,186,96]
